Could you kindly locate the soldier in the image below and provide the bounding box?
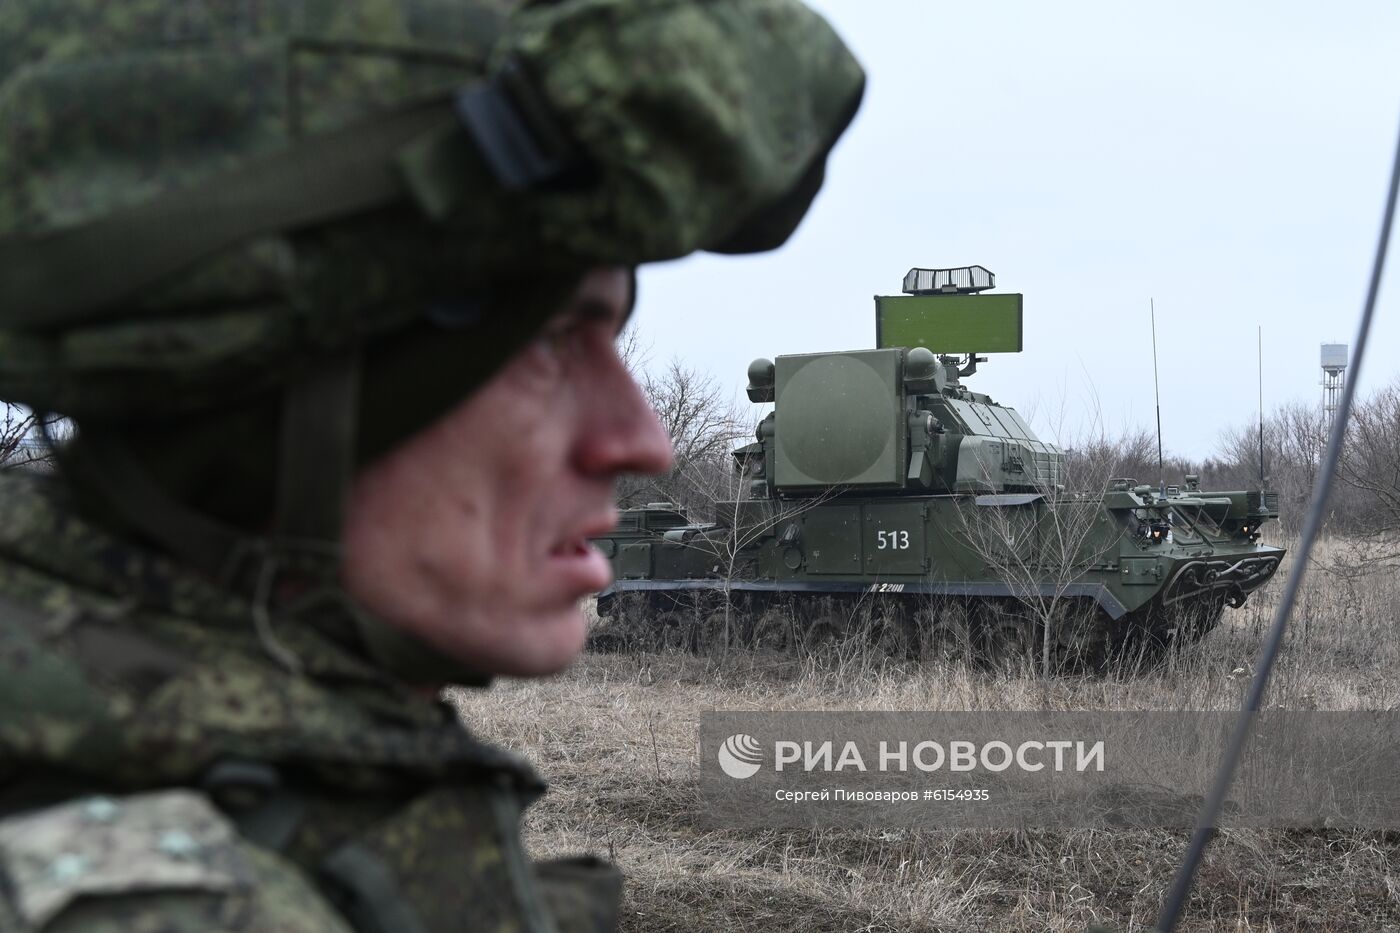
[0,1,863,930]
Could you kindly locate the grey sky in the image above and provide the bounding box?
[634,1,1400,461]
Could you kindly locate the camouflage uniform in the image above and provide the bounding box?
[0,471,621,931]
[0,1,862,929]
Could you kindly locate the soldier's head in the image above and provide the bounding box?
[341,265,672,675]
[0,0,863,680]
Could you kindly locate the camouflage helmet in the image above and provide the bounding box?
[0,0,865,420]
[0,0,863,680]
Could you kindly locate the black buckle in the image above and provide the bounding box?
[455,58,579,192]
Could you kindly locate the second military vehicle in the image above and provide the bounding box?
[594,267,1284,666]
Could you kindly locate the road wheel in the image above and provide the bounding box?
[798,611,844,652]
[750,608,793,650]
[985,621,1035,670]
[922,617,974,667]
[692,610,734,652]
[870,607,916,659]
[656,611,690,651]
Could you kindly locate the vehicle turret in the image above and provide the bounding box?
[742,266,1062,497]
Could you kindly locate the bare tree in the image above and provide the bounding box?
[617,357,750,518]
[1213,400,1323,534]
[1,404,45,470]
[953,441,1129,675]
[1063,426,1159,486]
[1338,379,1400,557]
[677,447,848,653]
[615,323,651,376]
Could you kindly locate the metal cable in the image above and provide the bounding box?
[1155,109,1400,932]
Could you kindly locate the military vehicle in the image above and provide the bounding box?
[593,266,1284,665]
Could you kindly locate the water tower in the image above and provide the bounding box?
[1321,343,1348,433]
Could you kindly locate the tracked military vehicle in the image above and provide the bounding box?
[594,267,1284,664]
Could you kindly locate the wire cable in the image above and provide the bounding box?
[1154,109,1400,932]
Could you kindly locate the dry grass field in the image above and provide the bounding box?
[450,537,1400,932]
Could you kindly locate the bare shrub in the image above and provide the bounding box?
[954,425,1157,676]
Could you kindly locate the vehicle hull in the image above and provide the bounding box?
[593,492,1285,666]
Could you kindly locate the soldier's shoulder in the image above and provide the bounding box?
[0,789,352,933]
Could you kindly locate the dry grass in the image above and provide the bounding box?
[450,536,1400,931]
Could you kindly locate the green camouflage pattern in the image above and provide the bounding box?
[0,0,863,422]
[481,0,865,262]
[0,789,353,932]
[0,472,619,932]
[0,832,355,933]
[0,0,508,420]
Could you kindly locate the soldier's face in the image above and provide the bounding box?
[340,267,673,677]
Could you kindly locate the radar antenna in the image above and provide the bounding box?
[901,265,995,295]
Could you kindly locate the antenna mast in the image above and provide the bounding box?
[1258,326,1265,487]
[1150,299,1164,492]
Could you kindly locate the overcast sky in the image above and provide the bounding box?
[634,1,1400,462]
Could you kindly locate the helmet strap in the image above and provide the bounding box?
[273,348,493,687]
[62,430,251,585]
[273,349,361,545]
[62,350,491,685]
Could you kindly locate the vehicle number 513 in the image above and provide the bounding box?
[876,530,911,550]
